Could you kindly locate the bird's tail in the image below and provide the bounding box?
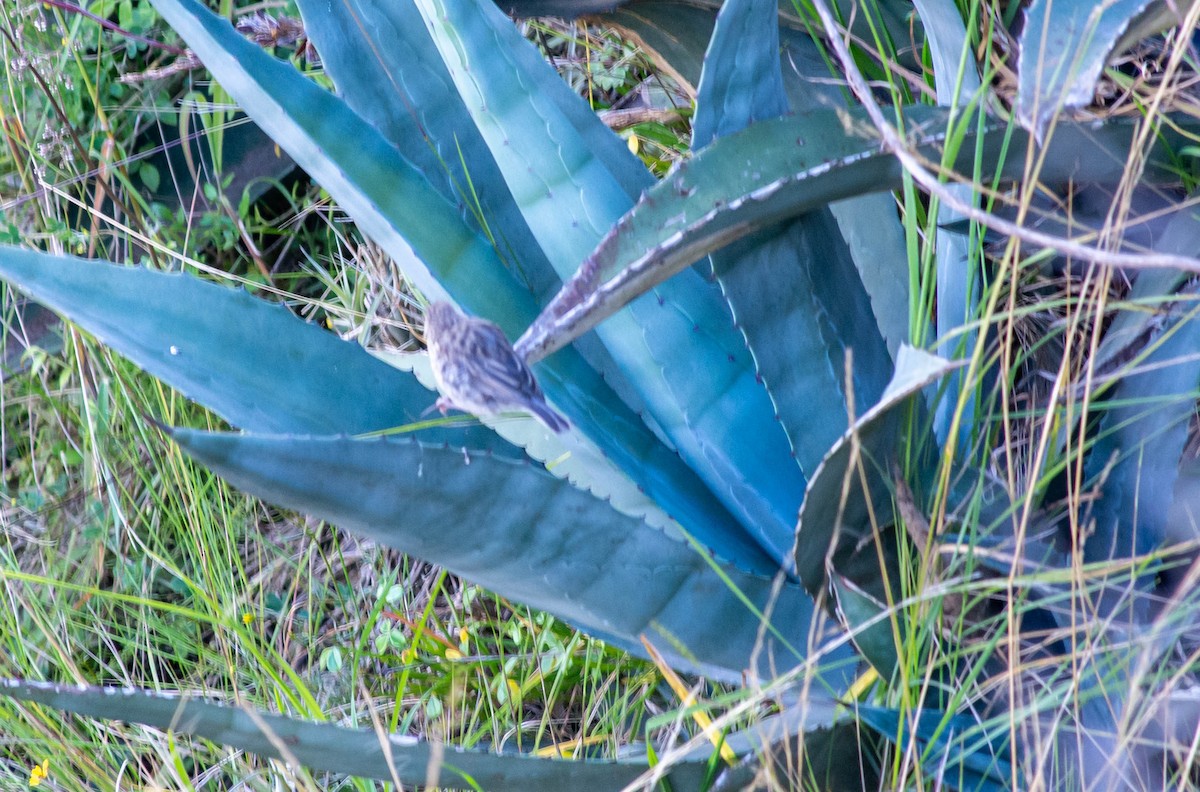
[532,402,570,434]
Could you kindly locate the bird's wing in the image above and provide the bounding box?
[471,322,541,398]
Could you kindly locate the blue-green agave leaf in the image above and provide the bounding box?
[518,108,1200,366]
[601,0,911,366]
[1084,287,1200,570]
[149,0,769,574]
[913,0,981,107]
[796,346,956,590]
[1081,204,1200,578]
[1015,0,1192,138]
[293,0,559,306]
[1092,197,1200,377]
[293,0,664,429]
[692,0,892,480]
[827,194,912,360]
[692,0,787,149]
[858,706,1015,792]
[911,0,984,454]
[416,0,804,569]
[295,0,653,429]
[0,679,712,789]
[0,248,509,449]
[415,0,647,241]
[168,430,858,685]
[832,574,900,678]
[717,217,894,479]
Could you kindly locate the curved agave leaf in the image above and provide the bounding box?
[294,0,557,302]
[692,0,893,479]
[167,430,859,685]
[148,0,771,574]
[601,0,912,368]
[1091,195,1200,378]
[692,0,787,149]
[911,0,984,453]
[415,0,803,568]
[857,706,1016,792]
[717,218,894,478]
[832,574,900,678]
[1016,0,1196,139]
[0,679,712,789]
[293,0,657,472]
[615,0,910,371]
[375,348,674,528]
[1082,215,1200,586]
[517,108,1200,363]
[1084,287,1200,577]
[0,248,510,449]
[796,346,956,591]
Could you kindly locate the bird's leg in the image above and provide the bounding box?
[419,396,456,419]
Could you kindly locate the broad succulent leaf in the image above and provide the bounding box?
[293,0,555,294]
[292,0,654,441]
[691,0,787,149]
[911,0,984,454]
[167,429,859,685]
[832,575,900,678]
[1084,286,1200,576]
[857,706,1015,792]
[1079,200,1200,588]
[517,108,1200,365]
[1016,0,1197,138]
[600,0,912,370]
[414,0,804,568]
[0,679,715,789]
[414,0,649,255]
[1092,197,1200,377]
[716,217,894,479]
[796,346,956,591]
[692,0,893,480]
[0,248,508,447]
[147,0,771,574]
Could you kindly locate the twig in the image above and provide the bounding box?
[804,0,1200,275]
[41,0,189,55]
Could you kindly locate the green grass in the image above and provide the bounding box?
[5,0,1200,789]
[0,3,696,789]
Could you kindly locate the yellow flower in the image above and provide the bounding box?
[29,759,49,787]
[242,612,254,626]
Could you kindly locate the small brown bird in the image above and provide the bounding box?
[424,301,569,433]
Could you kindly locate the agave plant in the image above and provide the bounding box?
[4,0,1200,788]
